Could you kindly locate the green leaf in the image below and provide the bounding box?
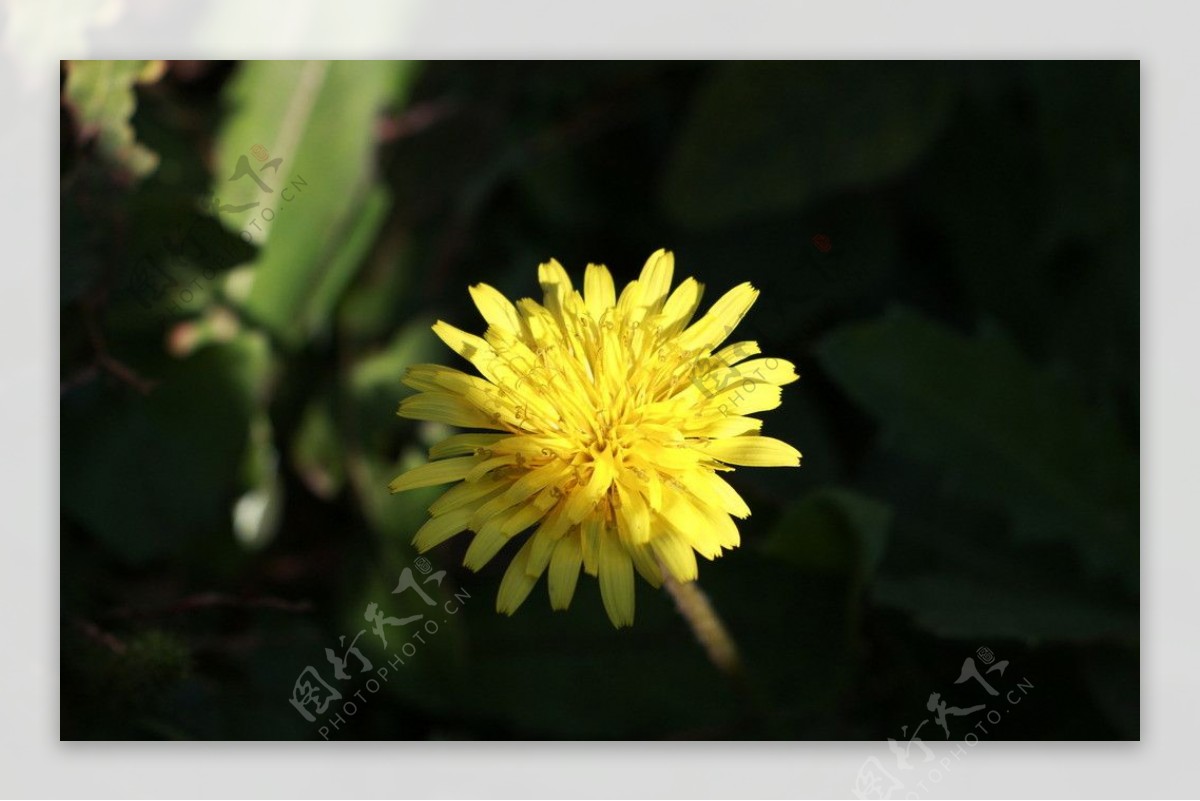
[761,487,891,579]
[856,453,1136,645]
[663,62,956,227]
[378,549,852,738]
[62,335,271,565]
[291,395,345,501]
[63,60,164,179]
[212,61,418,347]
[335,557,473,730]
[816,308,1137,591]
[232,413,284,552]
[910,91,1054,349]
[343,319,444,542]
[336,231,415,344]
[873,573,1136,644]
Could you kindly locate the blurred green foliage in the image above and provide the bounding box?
[62,59,165,180]
[60,60,1138,740]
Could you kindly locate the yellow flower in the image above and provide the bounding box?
[390,249,801,627]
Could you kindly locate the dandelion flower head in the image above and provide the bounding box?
[390,249,801,627]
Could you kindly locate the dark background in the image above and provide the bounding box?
[60,60,1139,740]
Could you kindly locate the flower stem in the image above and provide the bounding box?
[661,574,742,677]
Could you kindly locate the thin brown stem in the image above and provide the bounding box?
[104,593,314,620]
[660,571,743,677]
[78,298,158,395]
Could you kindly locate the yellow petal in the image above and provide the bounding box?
[643,465,664,510]
[431,320,494,365]
[496,537,541,615]
[701,436,802,467]
[712,340,760,366]
[650,526,698,582]
[636,248,675,311]
[660,491,724,559]
[657,276,704,334]
[676,282,758,354]
[469,461,565,530]
[548,530,583,610]
[675,469,751,519]
[413,507,473,552]
[705,383,782,416]
[530,501,571,550]
[598,532,635,627]
[397,392,503,430]
[463,515,511,570]
[629,544,663,587]
[525,528,559,578]
[404,363,482,394]
[564,457,614,524]
[584,263,616,319]
[734,357,799,385]
[580,517,603,576]
[464,453,517,482]
[429,476,506,515]
[389,456,479,493]
[637,439,704,472]
[684,414,763,439]
[503,460,571,500]
[499,497,552,537]
[614,482,651,546]
[537,258,574,319]
[705,472,752,519]
[469,283,523,335]
[428,432,508,459]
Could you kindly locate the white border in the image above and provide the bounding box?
[5,0,1191,797]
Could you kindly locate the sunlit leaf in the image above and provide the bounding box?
[212,61,418,346]
[63,59,165,179]
[291,396,345,501]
